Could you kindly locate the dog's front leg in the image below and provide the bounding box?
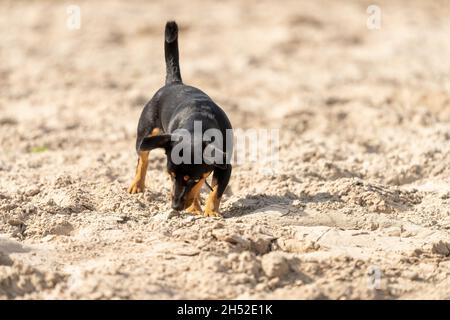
[205,165,231,217]
[185,178,205,215]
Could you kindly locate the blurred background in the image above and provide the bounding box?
[1,0,450,149]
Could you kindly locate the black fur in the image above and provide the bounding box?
[133,21,233,211]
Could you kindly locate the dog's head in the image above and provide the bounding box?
[140,132,227,210]
[167,162,211,210]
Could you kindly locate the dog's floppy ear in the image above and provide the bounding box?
[139,134,172,151]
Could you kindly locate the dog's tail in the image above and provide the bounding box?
[164,21,182,84]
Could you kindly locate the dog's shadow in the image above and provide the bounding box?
[221,191,340,218]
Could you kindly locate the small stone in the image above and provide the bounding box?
[250,235,275,255]
[431,241,450,256]
[267,277,281,288]
[166,210,180,219]
[440,192,450,200]
[403,270,420,281]
[42,235,55,242]
[255,283,267,291]
[116,215,129,223]
[384,226,401,237]
[171,246,200,256]
[22,203,36,215]
[0,251,13,266]
[8,219,24,226]
[25,187,40,197]
[261,252,290,278]
[0,193,10,200]
[411,248,423,257]
[212,231,251,249]
[183,215,197,222]
[212,222,225,229]
[47,221,74,236]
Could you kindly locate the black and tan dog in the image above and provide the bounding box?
[128,21,232,217]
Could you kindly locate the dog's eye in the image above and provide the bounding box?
[194,178,200,183]
[183,175,190,181]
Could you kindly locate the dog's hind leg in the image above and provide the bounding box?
[128,128,161,194]
[128,150,150,194]
[128,97,161,194]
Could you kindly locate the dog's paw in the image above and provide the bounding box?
[204,208,221,217]
[185,200,202,215]
[185,206,202,215]
[128,181,145,194]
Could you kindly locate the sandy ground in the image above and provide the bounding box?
[1,0,450,299]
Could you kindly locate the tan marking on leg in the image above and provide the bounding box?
[128,151,149,194]
[204,185,221,217]
[150,128,160,136]
[185,178,205,215]
[128,128,160,194]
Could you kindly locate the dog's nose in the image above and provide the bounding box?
[171,202,184,211]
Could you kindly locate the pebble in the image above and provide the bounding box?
[164,210,180,220]
[212,222,225,229]
[171,246,200,256]
[42,235,55,242]
[183,215,197,222]
[22,203,36,215]
[0,251,13,266]
[25,186,40,197]
[261,252,290,278]
[250,235,274,255]
[431,241,450,256]
[8,219,24,226]
[384,226,401,237]
[0,193,10,200]
[212,231,251,249]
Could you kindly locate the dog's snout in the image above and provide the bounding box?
[171,181,189,211]
[171,190,186,211]
[171,201,184,211]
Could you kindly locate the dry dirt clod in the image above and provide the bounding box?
[7,219,24,227]
[0,252,13,266]
[261,252,291,279]
[25,186,40,197]
[165,210,180,220]
[250,235,275,255]
[431,241,450,256]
